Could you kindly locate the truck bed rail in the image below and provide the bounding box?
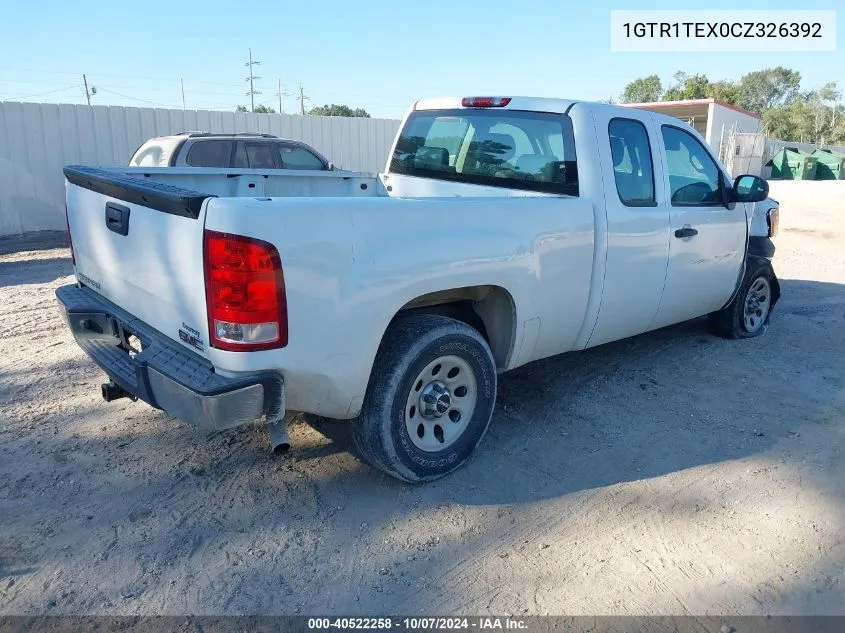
[64,165,214,219]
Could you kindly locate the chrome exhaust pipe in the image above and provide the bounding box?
[265,377,290,453]
[268,417,290,454]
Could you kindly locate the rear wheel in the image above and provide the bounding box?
[708,262,777,339]
[351,314,497,482]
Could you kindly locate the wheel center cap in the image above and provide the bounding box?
[420,381,451,418]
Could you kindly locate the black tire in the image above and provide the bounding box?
[708,261,779,339]
[351,314,497,483]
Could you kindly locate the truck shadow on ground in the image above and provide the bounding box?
[309,277,845,506]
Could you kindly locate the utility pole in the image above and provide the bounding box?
[244,48,261,112]
[275,79,289,113]
[181,78,186,110]
[298,83,309,115]
[83,74,91,106]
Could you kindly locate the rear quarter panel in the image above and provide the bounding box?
[203,195,595,418]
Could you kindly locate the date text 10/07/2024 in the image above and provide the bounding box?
[307,617,528,630]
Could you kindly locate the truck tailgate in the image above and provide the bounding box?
[64,166,213,358]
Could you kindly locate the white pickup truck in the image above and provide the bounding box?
[57,96,779,482]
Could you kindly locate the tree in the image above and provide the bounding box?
[616,66,844,144]
[621,75,662,103]
[736,67,801,114]
[308,104,371,117]
[762,83,845,145]
[706,80,741,106]
[236,104,276,113]
[663,72,710,101]
[762,102,803,142]
[805,82,841,144]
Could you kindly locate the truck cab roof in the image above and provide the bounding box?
[413,96,579,114]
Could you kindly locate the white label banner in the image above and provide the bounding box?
[611,10,836,52]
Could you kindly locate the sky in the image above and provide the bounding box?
[0,0,841,119]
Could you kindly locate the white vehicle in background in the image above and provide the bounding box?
[58,95,779,483]
[129,132,339,171]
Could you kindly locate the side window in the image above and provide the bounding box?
[661,126,722,206]
[608,118,655,207]
[247,142,280,169]
[279,144,325,170]
[233,141,248,168]
[233,141,282,169]
[185,140,234,167]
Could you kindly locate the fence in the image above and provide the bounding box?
[0,101,401,236]
[722,131,767,178]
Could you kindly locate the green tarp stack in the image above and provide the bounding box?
[811,148,845,180]
[766,147,818,180]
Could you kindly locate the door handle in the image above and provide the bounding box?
[105,202,130,236]
[674,227,698,239]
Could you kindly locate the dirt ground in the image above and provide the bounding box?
[1,182,843,616]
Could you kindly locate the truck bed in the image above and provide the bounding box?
[96,166,381,199]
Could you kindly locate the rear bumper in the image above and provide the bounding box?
[55,284,283,432]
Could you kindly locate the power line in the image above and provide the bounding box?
[1,85,79,102]
[0,71,409,110]
[0,67,255,89]
[244,48,261,113]
[95,86,181,109]
[63,82,248,97]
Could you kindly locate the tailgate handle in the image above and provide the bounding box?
[105,202,130,236]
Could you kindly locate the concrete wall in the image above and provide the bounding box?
[0,101,400,236]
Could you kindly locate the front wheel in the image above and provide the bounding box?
[351,314,497,483]
[708,261,779,339]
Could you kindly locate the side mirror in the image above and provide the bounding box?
[732,174,769,203]
[327,161,335,171]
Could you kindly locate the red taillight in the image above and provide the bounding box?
[461,97,511,108]
[767,208,779,237]
[203,230,287,351]
[65,203,75,265]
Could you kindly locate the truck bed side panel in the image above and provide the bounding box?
[202,195,595,418]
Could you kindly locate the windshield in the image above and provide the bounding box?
[390,108,578,195]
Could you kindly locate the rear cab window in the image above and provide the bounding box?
[390,109,578,195]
